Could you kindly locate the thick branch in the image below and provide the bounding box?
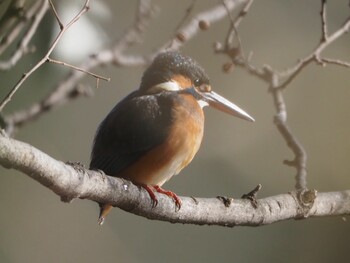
[268,70,307,190]
[0,132,349,226]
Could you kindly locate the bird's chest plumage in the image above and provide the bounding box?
[118,93,205,186]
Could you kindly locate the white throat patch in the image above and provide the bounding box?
[197,100,209,108]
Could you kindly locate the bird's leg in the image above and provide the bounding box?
[153,185,182,211]
[138,184,158,208]
[137,184,182,210]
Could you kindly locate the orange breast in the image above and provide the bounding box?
[118,94,204,186]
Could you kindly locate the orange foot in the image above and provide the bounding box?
[154,185,182,211]
[138,184,182,210]
[139,184,158,208]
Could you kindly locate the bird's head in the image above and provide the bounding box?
[140,51,254,122]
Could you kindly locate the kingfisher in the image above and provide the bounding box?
[90,51,254,225]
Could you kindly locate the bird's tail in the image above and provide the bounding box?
[98,203,113,225]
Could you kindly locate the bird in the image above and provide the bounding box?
[90,50,254,225]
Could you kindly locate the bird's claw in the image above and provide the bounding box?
[154,185,182,211]
[139,184,182,211]
[139,184,159,208]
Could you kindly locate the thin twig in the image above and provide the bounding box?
[0,0,26,45]
[47,58,110,82]
[169,0,197,47]
[320,58,350,68]
[0,0,91,112]
[48,0,64,29]
[96,77,100,89]
[218,0,350,192]
[221,0,254,64]
[277,15,350,89]
[222,0,237,50]
[320,0,328,42]
[3,0,155,132]
[0,0,24,38]
[174,0,197,32]
[0,0,44,58]
[5,0,246,132]
[168,0,246,49]
[0,0,49,71]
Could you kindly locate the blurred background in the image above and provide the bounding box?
[1,0,350,262]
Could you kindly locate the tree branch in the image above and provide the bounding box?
[1,1,349,227]
[0,0,49,71]
[170,0,246,48]
[0,131,349,226]
[0,0,28,55]
[4,0,247,134]
[320,0,328,42]
[0,0,92,112]
[215,0,350,191]
[276,13,350,90]
[47,57,110,82]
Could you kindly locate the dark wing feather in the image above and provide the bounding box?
[89,90,173,177]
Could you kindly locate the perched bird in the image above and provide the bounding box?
[90,51,254,225]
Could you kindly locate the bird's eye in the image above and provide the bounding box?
[194,79,201,86]
[198,84,211,92]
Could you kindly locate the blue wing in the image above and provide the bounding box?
[89,90,173,177]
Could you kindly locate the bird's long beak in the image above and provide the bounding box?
[201,91,255,122]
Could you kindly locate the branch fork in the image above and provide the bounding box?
[0,0,109,113]
[1,0,350,226]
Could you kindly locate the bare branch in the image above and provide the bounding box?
[0,0,48,63]
[216,0,350,192]
[221,0,254,66]
[320,0,328,42]
[48,0,64,29]
[0,0,349,228]
[5,0,246,133]
[258,69,308,190]
[320,57,350,68]
[277,14,350,89]
[169,0,247,49]
[0,0,91,112]
[222,0,253,48]
[2,0,155,132]
[0,0,26,53]
[0,0,49,71]
[0,132,349,226]
[47,58,110,82]
[173,0,197,33]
